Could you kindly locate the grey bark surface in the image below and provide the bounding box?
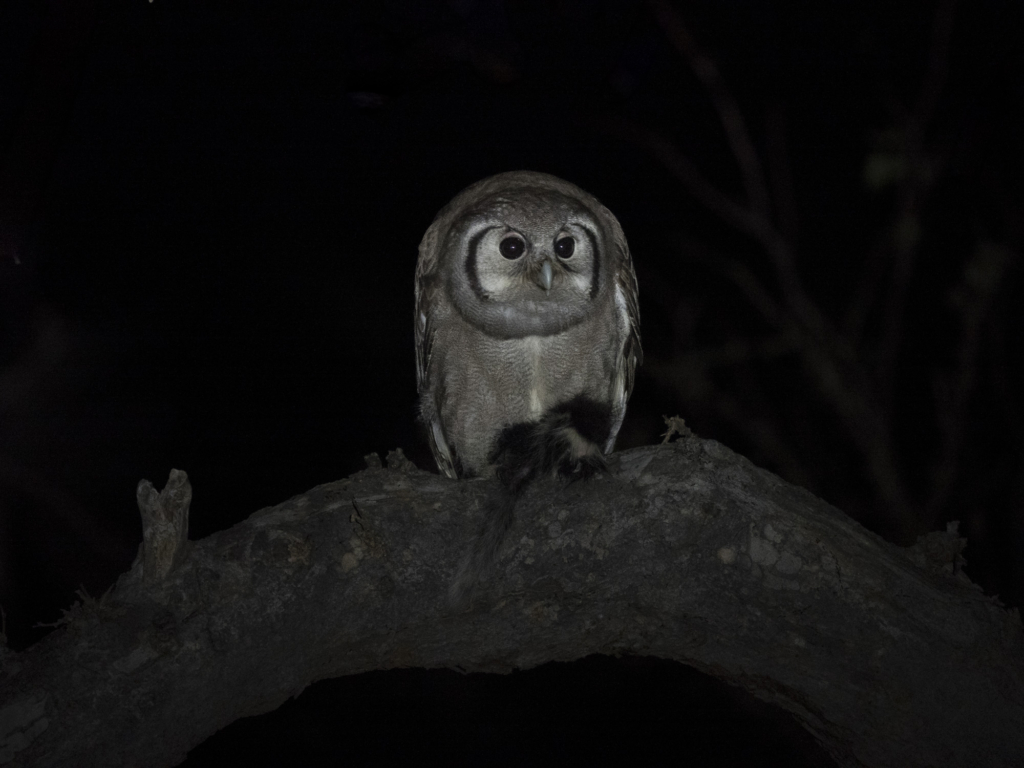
[1,439,1022,768]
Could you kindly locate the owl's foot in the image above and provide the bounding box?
[559,450,605,482]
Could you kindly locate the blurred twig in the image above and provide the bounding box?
[927,242,1016,519]
[872,0,957,410]
[633,0,1008,540]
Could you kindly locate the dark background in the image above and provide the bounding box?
[1,1,1021,765]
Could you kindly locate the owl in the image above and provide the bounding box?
[415,170,641,492]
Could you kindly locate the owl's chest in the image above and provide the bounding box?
[512,336,557,418]
[469,328,607,419]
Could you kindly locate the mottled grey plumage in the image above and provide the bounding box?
[414,171,641,601]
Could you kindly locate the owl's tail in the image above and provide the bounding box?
[448,395,611,607]
[448,489,519,606]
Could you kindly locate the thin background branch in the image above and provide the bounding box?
[631,0,1012,543]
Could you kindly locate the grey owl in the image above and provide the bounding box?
[415,170,641,483]
[414,171,641,599]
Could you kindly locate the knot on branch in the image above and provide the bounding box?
[363,448,418,473]
[907,520,967,578]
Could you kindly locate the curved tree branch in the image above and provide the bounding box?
[1,441,1022,768]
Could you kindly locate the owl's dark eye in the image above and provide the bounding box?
[499,236,526,260]
[554,236,575,259]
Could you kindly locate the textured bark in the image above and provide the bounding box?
[1,439,1022,768]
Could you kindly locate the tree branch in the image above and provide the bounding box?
[647,0,770,219]
[1,442,1022,768]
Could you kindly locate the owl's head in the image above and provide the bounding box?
[419,171,629,339]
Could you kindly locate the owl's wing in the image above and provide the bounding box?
[413,229,439,394]
[606,213,642,452]
[415,216,458,479]
[616,240,642,400]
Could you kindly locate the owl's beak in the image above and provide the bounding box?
[532,260,553,291]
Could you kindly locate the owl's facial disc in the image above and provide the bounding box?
[448,203,605,338]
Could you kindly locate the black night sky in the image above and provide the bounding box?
[1,1,1022,765]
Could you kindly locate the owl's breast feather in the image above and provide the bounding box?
[462,297,589,339]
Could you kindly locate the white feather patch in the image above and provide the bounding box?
[480,272,513,295]
[570,273,591,293]
[606,283,632,451]
[524,336,545,418]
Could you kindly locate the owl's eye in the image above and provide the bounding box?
[554,236,575,259]
[499,236,526,260]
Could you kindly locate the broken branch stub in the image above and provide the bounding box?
[136,469,191,584]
